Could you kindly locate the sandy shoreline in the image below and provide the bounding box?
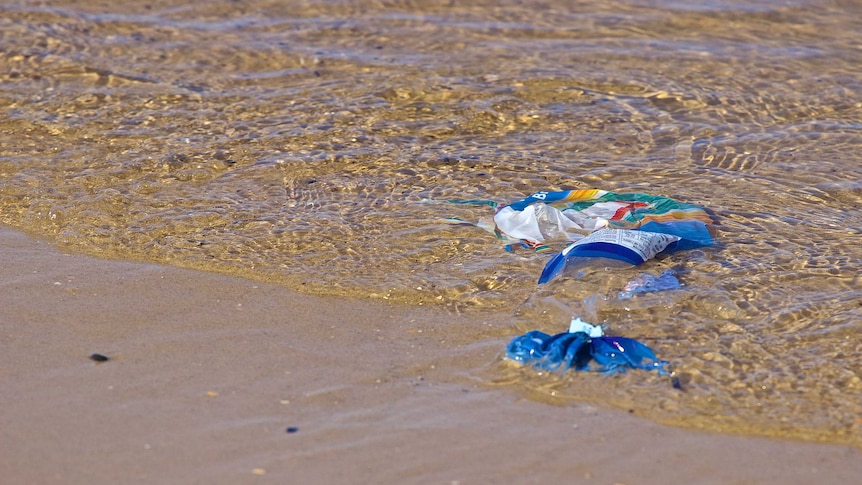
[2,225,860,484]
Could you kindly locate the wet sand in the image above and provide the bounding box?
[2,224,861,485]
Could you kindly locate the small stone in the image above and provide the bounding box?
[286,426,299,434]
[89,353,109,362]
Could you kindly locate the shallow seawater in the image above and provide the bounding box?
[1,0,861,446]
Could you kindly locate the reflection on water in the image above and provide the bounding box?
[1,0,860,446]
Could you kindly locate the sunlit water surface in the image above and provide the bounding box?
[1,0,860,446]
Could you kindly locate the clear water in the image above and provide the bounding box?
[2,0,861,446]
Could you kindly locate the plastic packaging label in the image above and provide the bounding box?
[563,228,681,264]
[538,228,681,283]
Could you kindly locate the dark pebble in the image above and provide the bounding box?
[285,427,299,434]
[90,353,110,362]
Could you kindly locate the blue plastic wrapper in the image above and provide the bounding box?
[506,329,668,375]
[617,269,681,300]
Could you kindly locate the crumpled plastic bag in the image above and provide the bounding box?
[494,189,713,246]
[440,188,713,283]
[493,189,714,283]
[506,317,668,375]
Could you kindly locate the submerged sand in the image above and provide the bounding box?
[2,225,860,484]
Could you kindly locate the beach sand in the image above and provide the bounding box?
[2,225,860,484]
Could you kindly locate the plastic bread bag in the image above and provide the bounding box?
[493,189,714,250]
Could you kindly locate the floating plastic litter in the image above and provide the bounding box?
[494,189,713,248]
[506,318,667,375]
[617,269,682,300]
[498,190,712,283]
[445,189,714,284]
